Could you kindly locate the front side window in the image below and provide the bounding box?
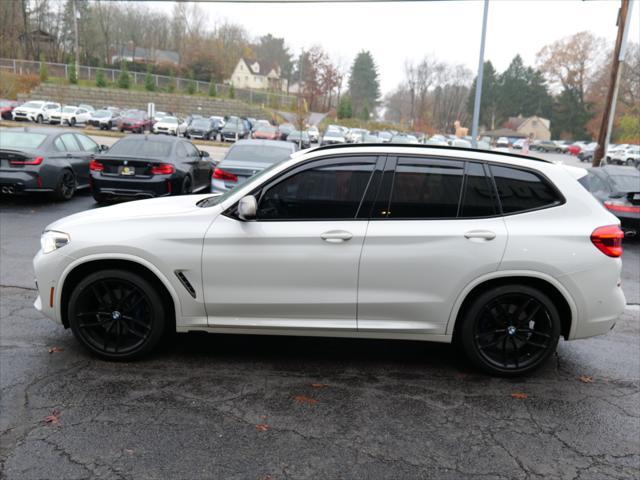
[386,158,464,218]
[490,165,562,214]
[256,158,375,220]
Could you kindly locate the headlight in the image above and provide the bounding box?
[41,230,70,254]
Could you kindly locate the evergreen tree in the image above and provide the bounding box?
[466,61,498,129]
[95,69,107,87]
[338,96,352,119]
[551,87,593,140]
[144,67,155,92]
[187,71,196,95]
[68,63,78,84]
[228,84,236,99]
[167,71,176,93]
[348,51,380,120]
[118,62,131,89]
[208,79,217,97]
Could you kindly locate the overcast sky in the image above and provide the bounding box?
[148,0,640,94]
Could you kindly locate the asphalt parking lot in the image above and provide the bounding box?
[1,149,639,479]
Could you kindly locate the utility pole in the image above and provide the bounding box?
[297,49,304,150]
[471,0,489,148]
[593,0,632,167]
[72,0,80,69]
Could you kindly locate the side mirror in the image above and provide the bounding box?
[100,145,109,152]
[199,150,210,158]
[238,195,257,221]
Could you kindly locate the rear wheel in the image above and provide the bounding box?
[459,285,561,376]
[69,117,76,127]
[52,169,76,201]
[68,269,166,360]
[36,114,43,123]
[626,158,635,166]
[181,175,193,195]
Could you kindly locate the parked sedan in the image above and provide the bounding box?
[320,129,346,146]
[185,118,218,140]
[0,100,19,119]
[532,140,561,153]
[252,124,279,140]
[118,111,152,133]
[89,135,213,203]
[88,109,121,130]
[211,139,295,193]
[286,130,311,149]
[153,116,182,136]
[0,127,104,200]
[579,165,640,229]
[221,117,251,142]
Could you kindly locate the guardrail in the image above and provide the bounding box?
[0,58,296,109]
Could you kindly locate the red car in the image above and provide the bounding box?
[117,110,152,133]
[567,142,586,156]
[0,99,19,120]
[252,125,279,140]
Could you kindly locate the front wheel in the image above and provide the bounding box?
[626,158,635,167]
[458,285,561,376]
[70,117,76,127]
[68,269,166,360]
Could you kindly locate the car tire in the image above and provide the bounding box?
[68,269,166,360]
[36,114,43,124]
[70,117,76,127]
[626,158,635,166]
[458,284,561,376]
[107,121,112,130]
[555,148,561,153]
[181,175,193,195]
[52,169,77,201]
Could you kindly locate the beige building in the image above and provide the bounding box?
[505,115,551,141]
[227,58,286,92]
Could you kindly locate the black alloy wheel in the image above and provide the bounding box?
[53,170,76,201]
[68,270,166,360]
[459,285,560,376]
[181,175,193,195]
[70,117,76,127]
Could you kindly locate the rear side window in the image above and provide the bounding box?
[387,159,464,218]
[460,163,497,217]
[257,158,375,220]
[490,165,562,214]
[75,134,99,153]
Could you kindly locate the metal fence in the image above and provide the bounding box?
[0,58,297,109]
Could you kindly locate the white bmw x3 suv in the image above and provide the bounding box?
[33,145,626,375]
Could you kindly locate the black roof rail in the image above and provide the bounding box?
[307,143,553,164]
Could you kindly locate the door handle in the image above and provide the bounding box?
[464,230,496,241]
[321,230,353,243]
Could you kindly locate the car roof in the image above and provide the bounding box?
[7,126,79,136]
[118,134,180,143]
[599,165,640,176]
[231,139,294,149]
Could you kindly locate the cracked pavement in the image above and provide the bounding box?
[1,191,639,479]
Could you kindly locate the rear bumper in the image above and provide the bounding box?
[92,174,176,199]
[0,170,51,193]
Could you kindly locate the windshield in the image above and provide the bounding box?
[225,144,292,164]
[21,101,44,109]
[191,119,210,128]
[93,110,110,117]
[107,139,172,157]
[256,125,277,134]
[161,117,178,124]
[62,107,76,113]
[325,131,343,138]
[0,131,48,149]
[126,111,145,119]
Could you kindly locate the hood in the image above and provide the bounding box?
[47,194,214,232]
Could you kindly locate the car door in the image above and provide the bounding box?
[357,157,508,335]
[183,141,207,189]
[201,155,380,330]
[73,134,100,187]
[56,134,90,185]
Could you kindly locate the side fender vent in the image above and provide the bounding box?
[175,270,196,298]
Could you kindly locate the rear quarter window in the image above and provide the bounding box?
[490,165,562,214]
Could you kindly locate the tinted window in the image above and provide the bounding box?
[75,134,99,153]
[0,131,47,149]
[108,139,172,157]
[60,134,80,151]
[491,165,561,213]
[257,159,375,220]
[54,137,67,151]
[387,159,464,218]
[610,174,640,192]
[184,142,199,157]
[176,143,187,157]
[460,163,497,217]
[226,144,292,164]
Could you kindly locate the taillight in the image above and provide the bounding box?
[151,163,176,175]
[10,156,43,166]
[604,200,640,214]
[213,168,238,182]
[89,159,104,172]
[591,225,624,257]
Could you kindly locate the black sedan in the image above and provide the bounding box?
[185,118,219,140]
[221,117,250,142]
[0,127,105,200]
[286,130,311,149]
[580,166,640,230]
[89,135,213,203]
